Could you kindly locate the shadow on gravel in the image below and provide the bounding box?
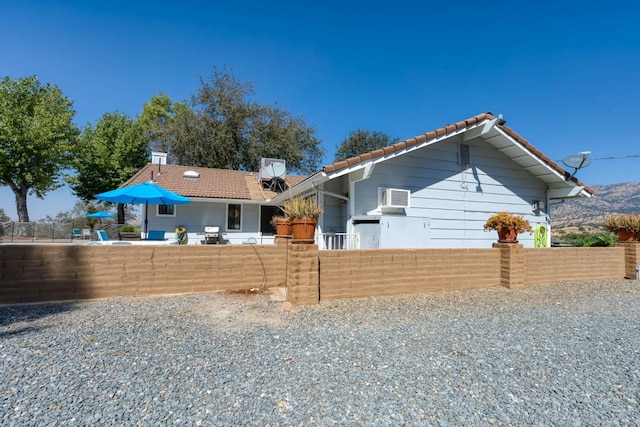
[0,302,75,331]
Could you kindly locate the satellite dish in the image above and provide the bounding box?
[562,152,591,180]
[267,161,286,178]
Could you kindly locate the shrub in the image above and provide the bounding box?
[483,211,532,234]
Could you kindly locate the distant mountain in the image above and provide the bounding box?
[551,182,640,235]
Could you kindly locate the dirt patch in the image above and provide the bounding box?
[191,287,296,329]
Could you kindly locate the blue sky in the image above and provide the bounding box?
[2,1,640,220]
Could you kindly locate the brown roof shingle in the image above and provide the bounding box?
[123,164,306,200]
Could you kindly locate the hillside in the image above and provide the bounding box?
[551,182,640,236]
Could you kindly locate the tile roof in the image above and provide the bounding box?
[319,112,594,195]
[123,164,306,201]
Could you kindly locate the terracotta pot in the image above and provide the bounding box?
[497,228,518,243]
[617,229,639,242]
[291,218,317,241]
[275,218,292,238]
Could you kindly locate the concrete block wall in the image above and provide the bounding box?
[523,247,625,285]
[318,248,500,300]
[493,243,525,289]
[285,243,319,305]
[0,244,286,305]
[620,243,640,280]
[2,242,638,306]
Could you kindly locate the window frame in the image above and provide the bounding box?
[226,203,242,231]
[156,204,176,217]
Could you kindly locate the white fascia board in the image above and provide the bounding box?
[190,197,270,205]
[332,122,479,180]
[463,118,497,141]
[548,186,591,199]
[492,127,568,182]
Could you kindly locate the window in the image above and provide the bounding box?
[227,204,241,230]
[157,204,176,217]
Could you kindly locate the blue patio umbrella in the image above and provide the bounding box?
[86,211,114,224]
[86,211,114,219]
[94,181,190,235]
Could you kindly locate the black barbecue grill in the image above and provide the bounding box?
[204,226,222,244]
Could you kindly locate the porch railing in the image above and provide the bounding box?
[319,232,360,250]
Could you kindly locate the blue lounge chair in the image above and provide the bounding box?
[146,230,166,241]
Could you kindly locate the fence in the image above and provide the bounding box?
[319,232,360,250]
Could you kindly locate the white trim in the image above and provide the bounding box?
[156,204,177,217]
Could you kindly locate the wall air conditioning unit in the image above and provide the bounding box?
[380,188,410,209]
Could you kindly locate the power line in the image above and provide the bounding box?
[591,154,640,160]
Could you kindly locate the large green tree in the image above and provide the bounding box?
[0,76,79,221]
[145,69,324,174]
[139,93,176,155]
[334,129,399,162]
[66,112,149,223]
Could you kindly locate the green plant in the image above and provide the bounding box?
[483,211,533,234]
[561,232,617,247]
[603,214,640,234]
[282,196,322,219]
[120,225,141,233]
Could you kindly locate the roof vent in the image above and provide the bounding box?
[183,170,200,179]
[458,143,470,168]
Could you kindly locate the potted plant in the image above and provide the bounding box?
[270,215,292,238]
[119,225,141,241]
[483,211,533,243]
[603,214,640,242]
[174,226,188,245]
[283,196,323,242]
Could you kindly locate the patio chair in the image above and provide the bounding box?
[86,230,132,245]
[96,230,110,241]
[145,230,166,241]
[71,228,82,239]
[82,229,92,240]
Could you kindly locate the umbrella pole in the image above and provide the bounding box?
[144,201,149,238]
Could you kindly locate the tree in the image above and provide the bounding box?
[0,76,79,221]
[334,129,399,162]
[139,93,176,155]
[147,69,324,174]
[66,112,149,223]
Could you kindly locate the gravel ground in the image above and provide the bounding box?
[1,280,640,426]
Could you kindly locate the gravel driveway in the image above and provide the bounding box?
[2,280,639,426]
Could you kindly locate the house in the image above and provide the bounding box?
[122,112,592,248]
[122,157,306,244]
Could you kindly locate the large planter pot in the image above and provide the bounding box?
[275,218,292,238]
[291,218,317,242]
[119,232,141,241]
[497,228,518,243]
[617,229,639,242]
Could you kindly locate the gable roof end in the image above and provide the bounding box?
[318,112,593,196]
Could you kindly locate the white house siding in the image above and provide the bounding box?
[349,135,549,248]
[145,200,266,244]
